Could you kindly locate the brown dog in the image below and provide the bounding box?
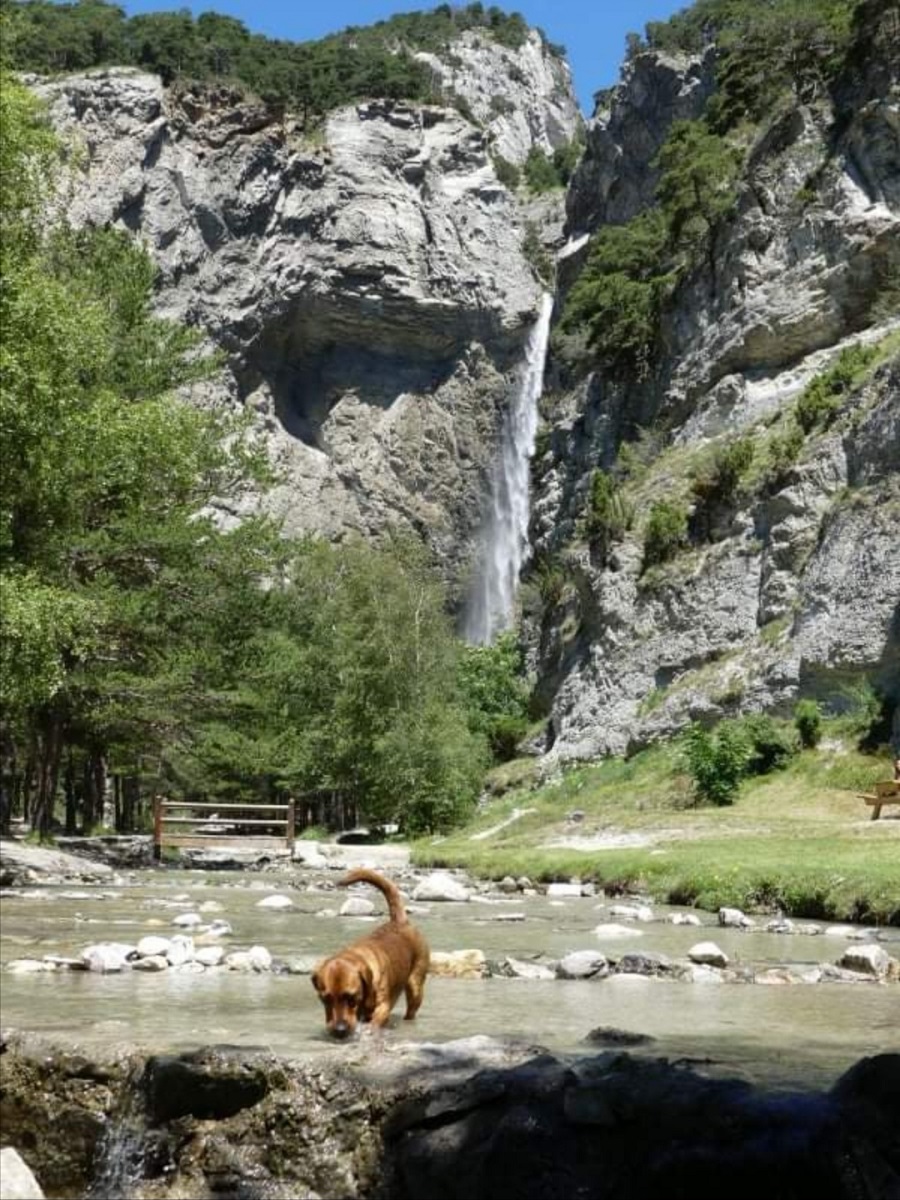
[311,868,430,1038]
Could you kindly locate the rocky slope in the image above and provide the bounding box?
[32,34,579,590]
[28,9,898,758]
[529,26,900,760]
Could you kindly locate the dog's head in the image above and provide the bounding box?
[311,958,374,1038]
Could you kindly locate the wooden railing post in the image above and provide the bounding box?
[286,797,296,853]
[153,795,163,862]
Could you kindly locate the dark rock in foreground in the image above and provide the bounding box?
[0,1030,897,1199]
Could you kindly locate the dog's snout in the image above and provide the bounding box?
[331,1021,352,1039]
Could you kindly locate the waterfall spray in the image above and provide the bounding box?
[465,293,553,645]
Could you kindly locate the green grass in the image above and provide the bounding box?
[412,738,900,925]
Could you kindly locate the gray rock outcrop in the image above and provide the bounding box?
[1,1031,897,1200]
[32,59,575,592]
[529,38,900,761]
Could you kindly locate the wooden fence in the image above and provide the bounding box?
[153,798,296,860]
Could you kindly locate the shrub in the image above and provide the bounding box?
[585,469,634,551]
[492,152,521,190]
[532,555,566,607]
[737,714,797,774]
[794,699,822,748]
[765,419,805,487]
[522,221,553,285]
[691,436,754,508]
[683,721,751,806]
[488,713,530,761]
[795,343,879,433]
[642,500,689,570]
[523,146,562,193]
[690,436,754,540]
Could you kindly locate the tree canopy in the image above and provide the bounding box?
[1,1,549,121]
[0,71,526,838]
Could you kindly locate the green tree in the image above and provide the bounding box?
[457,631,530,761]
[654,120,742,272]
[0,72,273,834]
[560,208,671,377]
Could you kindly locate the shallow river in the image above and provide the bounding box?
[2,867,897,1090]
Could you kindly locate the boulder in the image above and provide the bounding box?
[556,951,608,980]
[412,874,471,903]
[837,944,892,979]
[0,1148,44,1200]
[688,941,730,968]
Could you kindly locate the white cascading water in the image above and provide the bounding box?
[464,292,554,645]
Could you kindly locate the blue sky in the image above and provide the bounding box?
[119,1,690,113]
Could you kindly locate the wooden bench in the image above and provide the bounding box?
[857,780,900,821]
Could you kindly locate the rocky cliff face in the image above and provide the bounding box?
[29,13,898,760]
[530,35,900,760]
[33,42,579,590]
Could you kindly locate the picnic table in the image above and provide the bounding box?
[857,780,900,820]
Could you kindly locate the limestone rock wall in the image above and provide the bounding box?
[33,57,573,587]
[530,43,900,760]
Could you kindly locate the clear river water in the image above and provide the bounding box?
[2,866,897,1091]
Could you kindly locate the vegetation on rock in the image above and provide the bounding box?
[1,0,546,122]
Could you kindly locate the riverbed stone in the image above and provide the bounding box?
[667,912,702,926]
[766,918,796,934]
[546,882,583,897]
[292,844,329,868]
[428,949,486,978]
[80,942,137,973]
[614,951,672,977]
[167,935,195,967]
[204,919,233,937]
[680,963,726,984]
[257,893,294,910]
[223,945,274,972]
[837,944,892,979]
[340,895,377,917]
[194,946,226,967]
[0,1147,44,1200]
[412,873,471,902]
[6,959,55,973]
[593,923,643,939]
[136,935,172,958]
[495,957,556,981]
[171,912,203,928]
[688,941,729,968]
[132,954,169,972]
[496,875,520,893]
[556,951,609,980]
[718,907,755,928]
[608,903,654,922]
[755,968,811,985]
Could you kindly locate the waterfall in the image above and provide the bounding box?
[464,292,553,645]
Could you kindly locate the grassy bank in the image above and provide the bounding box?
[411,740,900,925]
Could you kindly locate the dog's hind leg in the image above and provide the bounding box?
[404,963,427,1020]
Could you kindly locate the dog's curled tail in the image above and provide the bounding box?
[338,868,408,925]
